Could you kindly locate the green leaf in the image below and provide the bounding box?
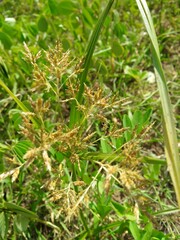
[0,212,8,239]
[132,110,149,133]
[14,214,30,233]
[82,8,94,27]
[0,202,60,232]
[142,156,166,165]
[62,38,71,50]
[2,202,38,219]
[27,23,38,37]
[100,137,112,153]
[143,108,152,124]
[38,16,48,32]
[9,110,22,131]
[129,221,141,240]
[142,223,153,240]
[123,114,132,128]
[111,201,125,216]
[132,110,142,127]
[0,78,39,127]
[124,66,139,81]
[143,163,161,181]
[58,1,76,15]
[48,0,76,16]
[2,23,17,38]
[13,140,34,163]
[48,0,58,15]
[123,114,132,141]
[0,32,12,49]
[111,40,123,57]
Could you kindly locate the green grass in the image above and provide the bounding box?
[136,0,180,207]
[0,0,179,239]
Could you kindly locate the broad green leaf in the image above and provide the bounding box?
[14,214,30,233]
[100,137,112,153]
[57,1,76,15]
[9,110,22,130]
[132,110,150,133]
[143,108,152,124]
[142,223,153,240]
[0,212,8,239]
[111,40,123,57]
[123,114,132,128]
[38,15,48,32]
[48,0,58,15]
[124,66,139,81]
[0,32,12,49]
[2,23,17,38]
[132,110,142,127]
[62,38,71,50]
[48,0,76,16]
[129,221,141,240]
[143,163,161,181]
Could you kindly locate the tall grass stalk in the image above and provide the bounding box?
[69,0,114,127]
[136,0,180,206]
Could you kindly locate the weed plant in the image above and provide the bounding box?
[0,0,179,239]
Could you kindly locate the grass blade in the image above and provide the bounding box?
[136,0,180,206]
[0,202,60,231]
[69,0,114,127]
[0,79,29,112]
[0,78,39,126]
